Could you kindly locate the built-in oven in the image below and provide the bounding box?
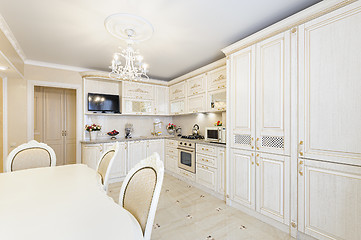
[177,141,196,173]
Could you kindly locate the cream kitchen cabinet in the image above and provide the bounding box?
[127,140,147,170]
[229,30,291,156]
[170,99,186,115]
[165,139,178,173]
[230,45,256,151]
[123,98,153,115]
[230,149,256,210]
[298,159,361,240]
[255,31,290,156]
[82,144,102,170]
[122,81,154,100]
[81,142,127,180]
[187,94,206,113]
[109,142,127,180]
[207,89,226,112]
[217,148,226,195]
[147,139,164,162]
[207,66,226,92]
[255,153,289,224]
[169,81,186,101]
[196,164,217,191]
[154,86,169,115]
[298,2,361,166]
[187,73,206,96]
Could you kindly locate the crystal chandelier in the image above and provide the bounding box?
[105,13,153,81]
[109,29,149,81]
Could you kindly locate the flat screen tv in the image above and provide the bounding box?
[88,93,120,113]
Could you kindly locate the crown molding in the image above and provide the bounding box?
[25,59,98,72]
[222,0,357,55]
[0,14,26,61]
[169,58,226,86]
[80,71,168,86]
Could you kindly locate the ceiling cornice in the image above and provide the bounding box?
[222,0,357,55]
[0,14,26,61]
[25,59,98,72]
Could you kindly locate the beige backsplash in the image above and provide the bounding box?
[172,112,226,136]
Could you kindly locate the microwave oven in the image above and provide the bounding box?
[205,127,226,143]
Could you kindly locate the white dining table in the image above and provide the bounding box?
[0,164,143,240]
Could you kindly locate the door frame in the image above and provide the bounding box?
[1,75,7,171]
[27,80,82,164]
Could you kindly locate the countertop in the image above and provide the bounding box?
[81,135,226,148]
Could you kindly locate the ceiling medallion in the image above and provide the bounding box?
[105,13,154,81]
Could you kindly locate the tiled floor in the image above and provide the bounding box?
[108,174,293,240]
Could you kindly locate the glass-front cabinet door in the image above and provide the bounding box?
[170,99,185,115]
[208,89,226,112]
[123,99,153,114]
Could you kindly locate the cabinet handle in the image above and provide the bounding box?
[299,140,304,157]
[299,160,304,176]
[256,138,260,150]
[256,154,260,166]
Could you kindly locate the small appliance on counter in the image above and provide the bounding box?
[192,124,200,136]
[205,126,226,144]
[125,123,133,139]
[176,127,182,137]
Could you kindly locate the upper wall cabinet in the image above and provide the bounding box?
[187,73,206,96]
[298,2,361,166]
[169,82,186,101]
[123,82,154,100]
[255,31,291,156]
[155,86,169,115]
[230,45,256,151]
[207,66,226,91]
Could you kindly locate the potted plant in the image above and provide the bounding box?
[166,123,176,135]
[85,124,102,141]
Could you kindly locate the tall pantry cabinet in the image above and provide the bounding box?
[228,30,291,226]
[297,2,361,240]
[226,1,361,239]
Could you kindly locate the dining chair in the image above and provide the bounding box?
[119,153,164,240]
[5,140,56,172]
[96,142,119,191]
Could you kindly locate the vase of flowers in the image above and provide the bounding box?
[85,124,102,141]
[214,121,222,126]
[166,123,176,135]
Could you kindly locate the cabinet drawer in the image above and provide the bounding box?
[196,164,217,191]
[177,168,196,181]
[196,153,217,168]
[165,139,178,148]
[165,154,177,173]
[197,144,216,156]
[165,147,178,156]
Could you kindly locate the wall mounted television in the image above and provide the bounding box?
[88,93,120,113]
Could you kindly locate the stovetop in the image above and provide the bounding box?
[180,135,204,140]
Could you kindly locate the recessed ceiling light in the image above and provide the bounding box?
[0,66,9,71]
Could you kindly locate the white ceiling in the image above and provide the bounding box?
[0,0,321,80]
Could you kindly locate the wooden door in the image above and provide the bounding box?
[187,73,206,96]
[298,159,361,240]
[256,153,289,224]
[127,141,147,170]
[230,45,256,151]
[34,87,43,142]
[298,1,361,166]
[147,139,164,162]
[43,87,64,165]
[230,149,255,210]
[64,89,76,164]
[256,31,291,156]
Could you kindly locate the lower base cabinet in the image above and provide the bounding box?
[82,144,102,170]
[196,164,217,191]
[127,141,147,171]
[165,154,177,173]
[298,159,361,240]
[230,149,290,225]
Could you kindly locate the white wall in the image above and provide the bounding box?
[172,112,225,136]
[84,115,173,139]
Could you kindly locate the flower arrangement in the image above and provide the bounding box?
[166,123,176,130]
[214,121,222,126]
[85,124,102,132]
